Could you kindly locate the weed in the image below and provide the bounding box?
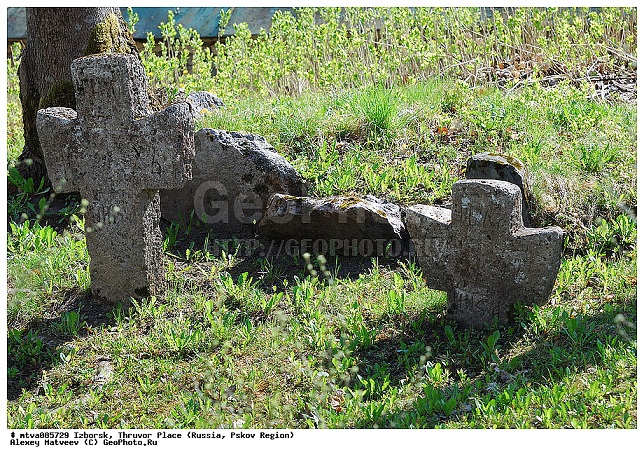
[8,220,57,254]
[352,85,401,145]
[8,329,47,369]
[577,142,617,173]
[163,221,180,252]
[481,330,501,363]
[53,310,85,337]
[8,166,46,196]
[587,215,636,256]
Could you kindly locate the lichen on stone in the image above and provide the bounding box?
[280,194,306,202]
[493,153,526,173]
[324,195,365,210]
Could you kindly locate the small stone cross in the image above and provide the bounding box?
[406,179,563,328]
[36,54,195,303]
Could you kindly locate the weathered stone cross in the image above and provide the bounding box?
[406,179,563,328]
[36,54,195,303]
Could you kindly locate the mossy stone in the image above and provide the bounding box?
[85,13,131,55]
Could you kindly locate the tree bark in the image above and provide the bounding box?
[13,7,139,193]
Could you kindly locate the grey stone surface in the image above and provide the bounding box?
[406,179,563,328]
[37,54,195,303]
[186,91,224,120]
[258,194,408,255]
[161,129,305,236]
[465,153,532,226]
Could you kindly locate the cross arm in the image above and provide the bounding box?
[405,204,452,291]
[510,226,565,304]
[36,107,78,194]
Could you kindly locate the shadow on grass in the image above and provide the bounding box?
[229,252,401,293]
[164,222,405,294]
[7,191,81,233]
[7,288,120,401]
[348,293,636,428]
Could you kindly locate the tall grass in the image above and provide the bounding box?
[133,7,637,100]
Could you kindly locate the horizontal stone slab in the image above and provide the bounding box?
[258,193,408,254]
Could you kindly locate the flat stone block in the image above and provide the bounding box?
[258,194,408,256]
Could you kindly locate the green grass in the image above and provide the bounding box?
[201,77,636,246]
[6,240,637,428]
[5,7,637,429]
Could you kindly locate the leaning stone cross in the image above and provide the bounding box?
[406,179,563,328]
[36,54,195,303]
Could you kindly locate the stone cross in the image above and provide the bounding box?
[405,179,563,328]
[36,54,195,303]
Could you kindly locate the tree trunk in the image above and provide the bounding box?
[13,7,139,193]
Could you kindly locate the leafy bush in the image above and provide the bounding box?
[140,10,216,103]
[135,7,636,100]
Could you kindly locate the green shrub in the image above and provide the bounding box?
[135,7,636,100]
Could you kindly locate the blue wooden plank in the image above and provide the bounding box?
[6,7,295,40]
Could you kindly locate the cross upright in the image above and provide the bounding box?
[36,54,195,303]
[406,179,564,328]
